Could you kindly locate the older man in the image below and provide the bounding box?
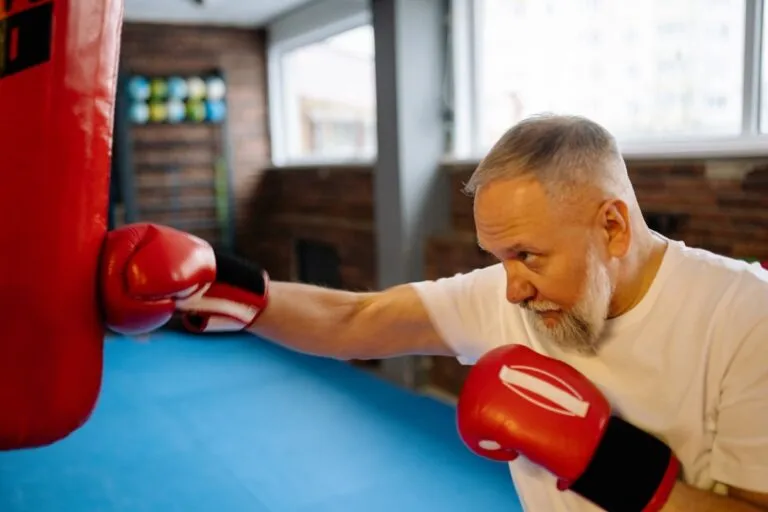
[101,114,768,511]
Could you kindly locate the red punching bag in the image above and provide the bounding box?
[0,0,123,449]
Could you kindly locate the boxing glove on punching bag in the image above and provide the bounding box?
[0,0,124,449]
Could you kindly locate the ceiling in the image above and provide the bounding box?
[123,0,315,27]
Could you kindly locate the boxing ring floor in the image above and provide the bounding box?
[0,331,521,511]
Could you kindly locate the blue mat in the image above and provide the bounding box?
[0,331,520,511]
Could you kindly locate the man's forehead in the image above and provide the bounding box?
[473,177,552,220]
[472,180,550,250]
[471,176,595,253]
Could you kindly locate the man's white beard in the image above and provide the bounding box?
[523,247,614,356]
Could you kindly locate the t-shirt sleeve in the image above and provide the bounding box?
[410,264,507,365]
[710,312,768,493]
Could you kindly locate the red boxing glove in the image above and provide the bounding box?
[177,251,270,334]
[100,223,269,335]
[457,344,680,512]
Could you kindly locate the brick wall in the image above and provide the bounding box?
[628,161,768,259]
[238,165,377,292]
[118,23,270,247]
[435,160,768,266]
[425,159,768,395]
[235,164,379,371]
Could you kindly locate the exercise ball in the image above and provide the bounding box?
[186,101,206,122]
[205,100,226,123]
[149,101,168,122]
[206,76,226,101]
[127,76,150,101]
[129,102,150,124]
[187,77,206,100]
[166,100,186,123]
[167,76,188,100]
[150,78,168,100]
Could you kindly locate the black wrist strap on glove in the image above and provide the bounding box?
[567,416,680,512]
[213,250,268,296]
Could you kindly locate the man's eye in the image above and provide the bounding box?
[518,252,537,263]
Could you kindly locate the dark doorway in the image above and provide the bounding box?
[295,239,342,289]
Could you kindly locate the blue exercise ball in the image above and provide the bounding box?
[166,100,186,123]
[167,76,188,100]
[205,100,226,123]
[129,102,150,124]
[127,76,150,101]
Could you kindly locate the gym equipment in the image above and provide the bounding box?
[0,332,522,511]
[186,100,206,122]
[166,99,186,123]
[114,69,236,250]
[150,77,168,100]
[127,75,150,101]
[187,76,207,100]
[167,76,188,100]
[125,73,227,125]
[129,102,150,124]
[148,101,167,122]
[206,75,226,101]
[0,0,123,449]
[205,100,226,123]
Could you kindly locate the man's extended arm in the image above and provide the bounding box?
[99,223,455,360]
[245,281,456,360]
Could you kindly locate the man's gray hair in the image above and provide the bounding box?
[463,113,632,202]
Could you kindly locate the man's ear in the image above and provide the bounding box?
[597,199,631,258]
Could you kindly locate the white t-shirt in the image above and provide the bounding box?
[411,238,768,511]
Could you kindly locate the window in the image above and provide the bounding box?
[271,24,377,164]
[453,0,768,158]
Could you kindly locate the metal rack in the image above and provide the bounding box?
[109,69,236,252]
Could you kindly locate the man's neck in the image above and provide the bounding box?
[610,229,669,318]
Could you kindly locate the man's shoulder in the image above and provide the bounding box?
[666,240,767,292]
[663,240,768,333]
[412,263,506,292]
[435,263,506,281]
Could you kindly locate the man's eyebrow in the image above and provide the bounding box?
[477,241,534,254]
[504,244,530,255]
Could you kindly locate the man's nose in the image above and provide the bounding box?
[505,267,535,304]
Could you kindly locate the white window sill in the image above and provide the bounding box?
[270,157,376,169]
[619,136,768,160]
[266,136,768,170]
[444,136,768,165]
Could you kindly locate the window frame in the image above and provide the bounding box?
[449,0,768,161]
[266,0,374,167]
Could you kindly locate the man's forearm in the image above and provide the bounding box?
[246,281,371,359]
[663,481,767,512]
